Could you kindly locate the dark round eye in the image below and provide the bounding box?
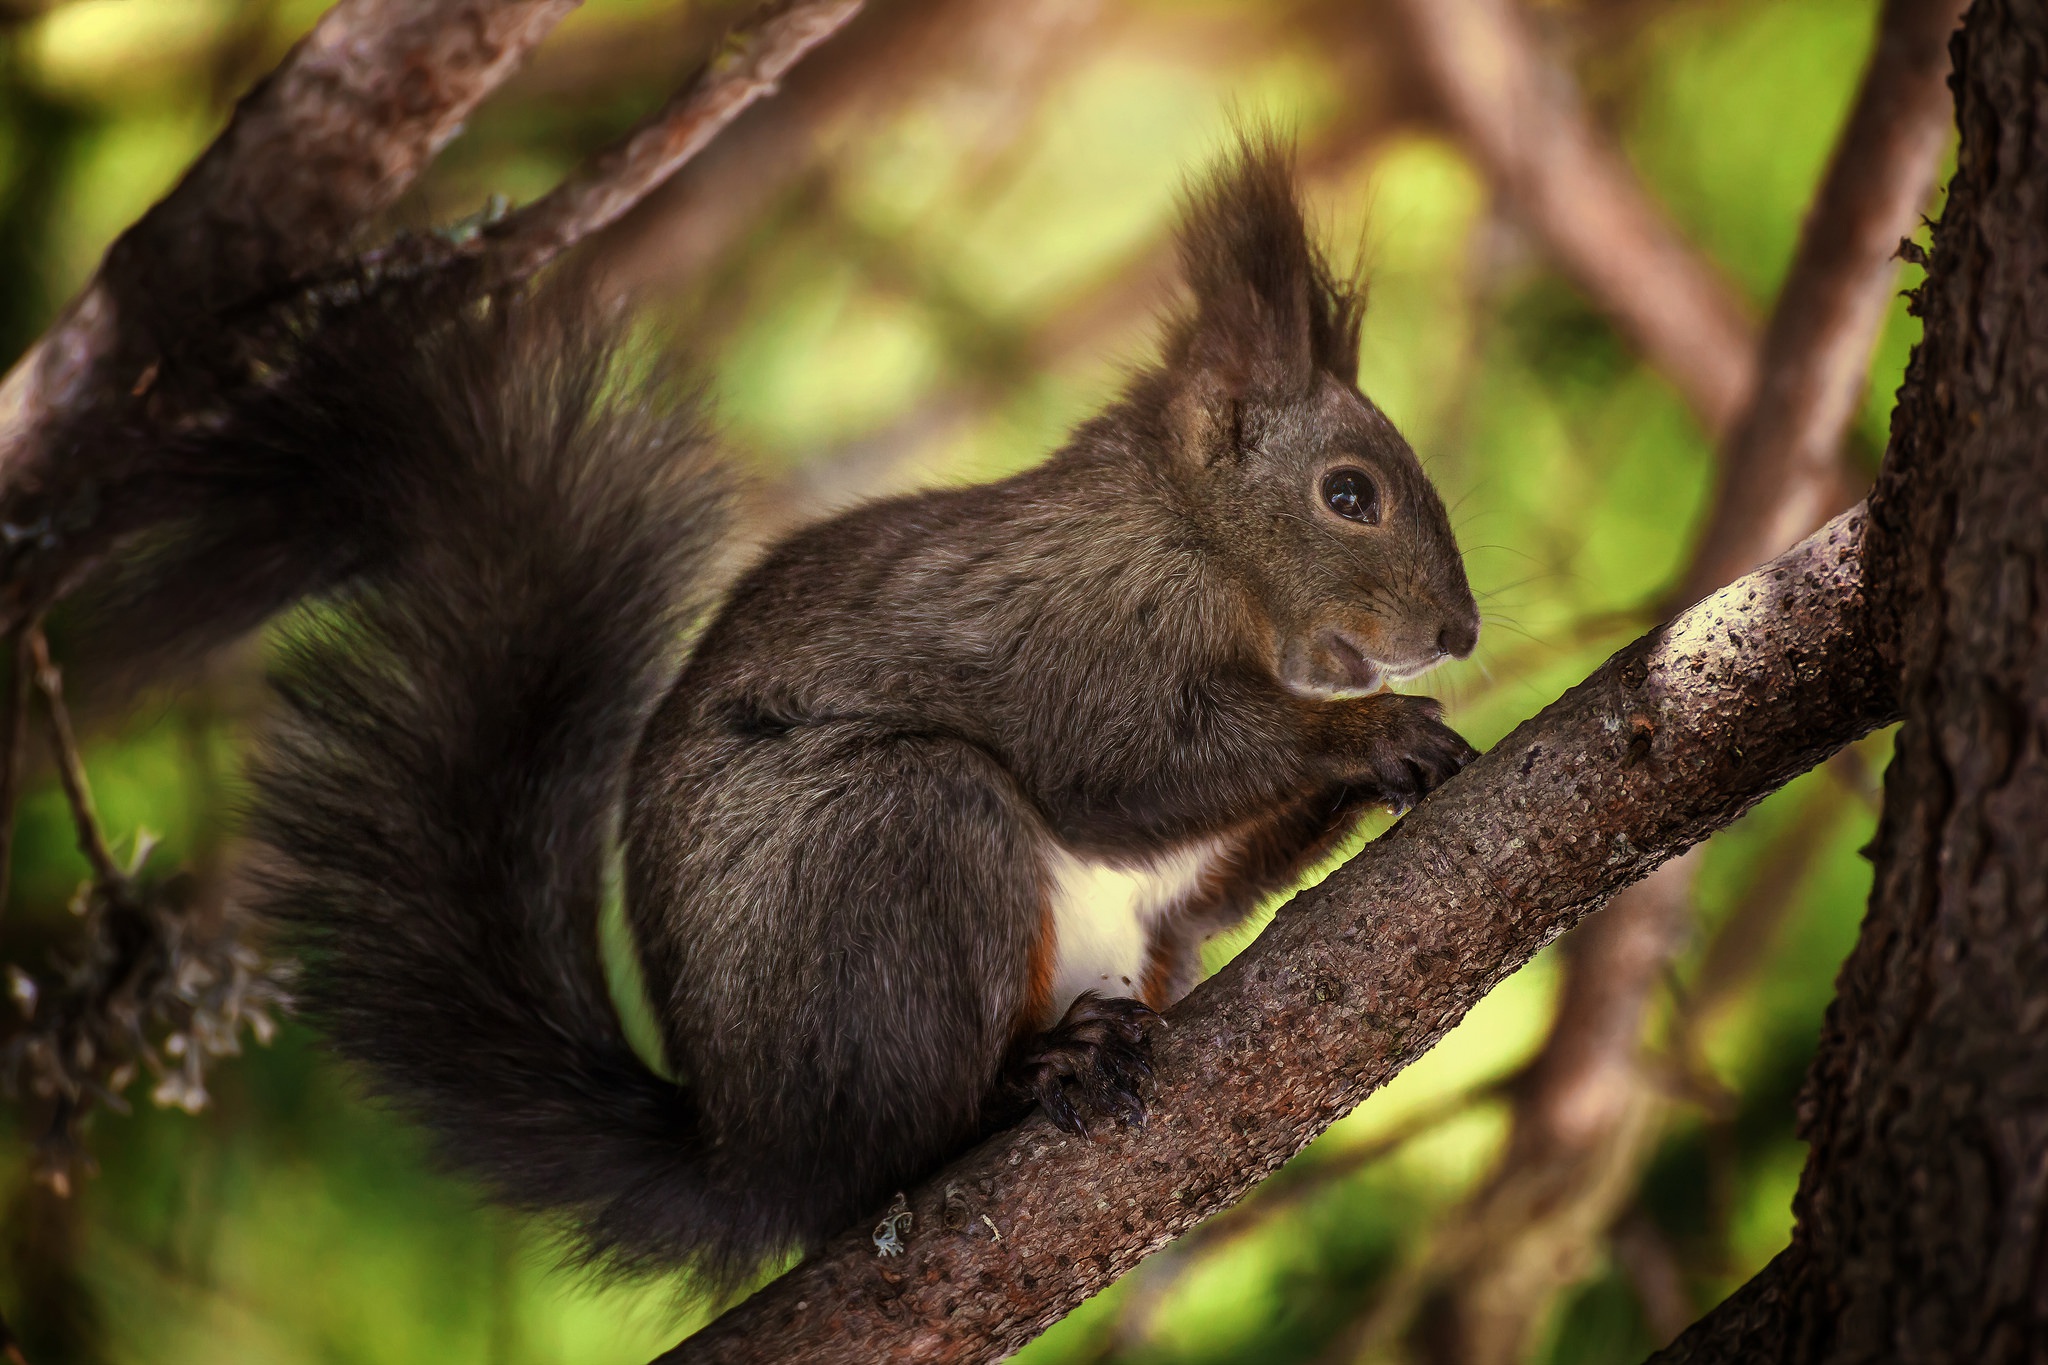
[1320,467,1380,525]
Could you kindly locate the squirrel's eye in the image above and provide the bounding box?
[1320,467,1380,525]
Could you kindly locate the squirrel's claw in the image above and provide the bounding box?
[1348,694,1481,813]
[1007,993,1160,1137]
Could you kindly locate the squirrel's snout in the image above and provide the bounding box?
[1438,613,1480,660]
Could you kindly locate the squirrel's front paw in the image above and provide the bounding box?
[1345,694,1480,813]
[1006,992,1158,1137]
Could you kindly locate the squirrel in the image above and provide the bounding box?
[129,135,1480,1282]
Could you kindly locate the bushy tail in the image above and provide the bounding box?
[221,284,749,1277]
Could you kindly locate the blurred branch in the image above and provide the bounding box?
[27,629,120,888]
[595,0,1109,302]
[1341,5,1963,1359]
[1079,1081,1500,1362]
[656,509,1893,1365]
[1682,765,1857,1030]
[1384,0,1758,435]
[1614,1207,1696,1347]
[1672,0,1968,604]
[0,630,29,922]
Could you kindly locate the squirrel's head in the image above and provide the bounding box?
[1155,134,1480,699]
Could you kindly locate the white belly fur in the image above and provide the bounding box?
[1040,835,1229,1021]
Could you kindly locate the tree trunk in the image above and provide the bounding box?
[1651,1,2048,1359]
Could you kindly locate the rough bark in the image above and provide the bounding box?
[659,508,1896,1365]
[1651,2,2048,1360]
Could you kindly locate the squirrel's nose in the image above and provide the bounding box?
[1438,615,1479,660]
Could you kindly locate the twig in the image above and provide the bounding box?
[653,509,1893,1364]
[0,627,33,922]
[25,629,122,890]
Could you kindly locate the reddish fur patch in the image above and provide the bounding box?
[1138,929,1179,1012]
[1016,904,1058,1037]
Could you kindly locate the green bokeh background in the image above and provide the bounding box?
[0,1,1928,1361]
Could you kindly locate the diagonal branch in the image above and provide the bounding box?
[25,628,121,890]
[334,0,868,293]
[1673,0,1966,604]
[656,507,1896,1365]
[1383,0,1758,436]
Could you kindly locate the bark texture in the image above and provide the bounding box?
[660,509,1897,1365]
[1652,2,2048,1360]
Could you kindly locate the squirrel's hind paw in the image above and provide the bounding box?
[1006,993,1159,1137]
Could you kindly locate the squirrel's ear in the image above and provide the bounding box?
[1166,367,1242,467]
[1164,130,1365,400]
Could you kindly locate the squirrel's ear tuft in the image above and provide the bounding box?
[1165,129,1365,400]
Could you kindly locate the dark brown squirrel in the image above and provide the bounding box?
[152,134,1480,1282]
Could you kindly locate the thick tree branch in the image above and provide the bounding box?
[0,0,578,622]
[1383,0,1757,435]
[658,506,1896,1364]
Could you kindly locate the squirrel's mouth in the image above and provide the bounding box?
[1326,631,1449,689]
[1324,632,1386,692]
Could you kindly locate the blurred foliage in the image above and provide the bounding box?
[0,0,1933,1362]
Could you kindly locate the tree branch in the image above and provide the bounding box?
[0,0,579,624]
[357,0,867,291]
[656,506,1896,1365]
